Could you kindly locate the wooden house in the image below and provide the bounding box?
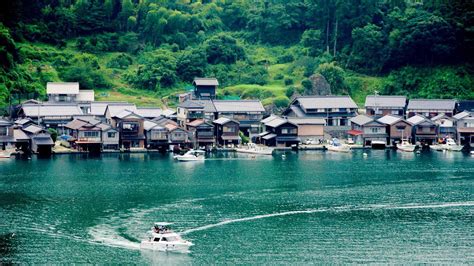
[287,117,325,143]
[110,110,145,149]
[407,99,456,118]
[454,111,474,147]
[213,117,240,146]
[186,119,215,149]
[259,116,299,147]
[0,118,15,151]
[349,115,388,147]
[407,115,438,145]
[377,115,413,145]
[364,95,406,118]
[283,96,358,138]
[144,120,169,150]
[65,118,103,152]
[192,78,218,100]
[213,100,265,139]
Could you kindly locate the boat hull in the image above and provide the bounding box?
[397,144,416,152]
[140,241,192,253]
[174,156,204,161]
[234,148,273,155]
[326,146,351,153]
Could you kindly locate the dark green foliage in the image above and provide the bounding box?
[47,128,58,142]
[315,62,346,94]
[204,34,245,64]
[107,53,133,69]
[273,96,290,108]
[284,78,294,86]
[285,86,295,98]
[59,54,111,90]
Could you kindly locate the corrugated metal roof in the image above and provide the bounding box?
[76,90,95,102]
[193,78,219,86]
[262,133,277,140]
[187,119,206,127]
[350,115,373,126]
[22,125,44,134]
[178,100,216,112]
[213,100,265,113]
[114,109,142,119]
[453,111,471,120]
[21,104,83,117]
[407,115,431,126]
[377,115,402,125]
[365,95,406,108]
[106,104,137,117]
[407,99,456,110]
[32,133,54,145]
[261,115,278,124]
[265,117,288,128]
[296,96,358,109]
[213,117,231,125]
[13,129,30,140]
[46,82,79,94]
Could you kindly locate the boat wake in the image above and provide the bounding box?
[181,201,474,235]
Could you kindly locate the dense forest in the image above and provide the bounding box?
[0,0,473,109]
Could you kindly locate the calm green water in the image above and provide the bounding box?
[0,150,473,264]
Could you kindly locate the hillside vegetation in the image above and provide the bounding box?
[1,0,473,110]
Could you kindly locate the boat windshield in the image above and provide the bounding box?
[161,236,179,242]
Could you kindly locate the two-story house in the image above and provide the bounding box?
[144,120,169,150]
[377,115,413,145]
[213,117,240,146]
[46,82,94,113]
[153,117,189,149]
[364,95,406,118]
[282,96,358,138]
[431,114,456,138]
[177,100,216,127]
[0,118,15,151]
[454,111,474,147]
[406,99,456,118]
[65,118,103,153]
[22,124,54,155]
[213,100,265,139]
[349,115,388,147]
[111,110,145,149]
[186,119,215,149]
[287,118,325,144]
[192,78,218,100]
[259,116,299,147]
[407,115,438,145]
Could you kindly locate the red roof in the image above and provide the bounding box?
[347,129,363,136]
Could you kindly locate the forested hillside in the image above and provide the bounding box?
[0,0,473,109]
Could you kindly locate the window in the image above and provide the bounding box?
[84,131,99,137]
[317,108,325,112]
[223,126,236,133]
[107,132,116,138]
[371,127,380,133]
[249,114,260,120]
[375,109,383,115]
[391,110,400,115]
[281,128,297,134]
[0,127,7,136]
[331,108,338,112]
[154,238,160,242]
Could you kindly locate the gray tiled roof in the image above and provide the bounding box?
[365,95,406,108]
[453,111,471,120]
[106,103,137,117]
[265,117,288,128]
[407,115,434,126]
[135,108,164,118]
[350,115,373,126]
[213,100,265,113]
[287,117,326,125]
[407,99,456,110]
[21,104,83,117]
[193,78,219,86]
[178,100,216,112]
[377,115,402,125]
[295,96,358,109]
[213,117,231,125]
[0,118,11,126]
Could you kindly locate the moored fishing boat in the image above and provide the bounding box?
[235,143,274,155]
[397,139,416,152]
[326,138,351,153]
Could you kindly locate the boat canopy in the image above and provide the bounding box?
[332,138,341,146]
[154,222,173,226]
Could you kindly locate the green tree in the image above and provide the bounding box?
[350,24,387,73]
[315,62,345,94]
[204,34,245,64]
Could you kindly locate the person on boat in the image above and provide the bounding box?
[153,224,160,233]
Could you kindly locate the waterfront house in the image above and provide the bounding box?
[0,118,15,151]
[153,117,189,149]
[177,100,216,127]
[407,115,438,145]
[144,120,169,150]
[282,96,358,138]
[104,103,137,124]
[377,115,413,145]
[364,95,406,118]
[287,117,325,143]
[13,127,31,152]
[98,124,119,150]
[192,78,218,100]
[65,118,103,152]
[18,102,84,134]
[213,117,240,146]
[349,115,388,146]
[186,119,215,149]
[110,110,145,149]
[453,111,474,147]
[259,116,299,147]
[406,99,456,118]
[431,114,456,138]
[213,100,265,139]
[21,124,54,154]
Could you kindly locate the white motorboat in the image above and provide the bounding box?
[173,149,205,161]
[140,223,193,253]
[326,138,351,153]
[235,143,274,155]
[397,139,416,152]
[444,138,463,151]
[430,138,463,152]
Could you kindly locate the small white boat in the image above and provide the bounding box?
[430,138,463,152]
[235,143,274,155]
[140,223,193,253]
[445,138,463,152]
[173,149,205,161]
[0,149,15,158]
[326,138,351,153]
[397,139,416,152]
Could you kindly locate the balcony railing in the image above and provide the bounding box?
[188,113,204,119]
[77,137,101,143]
